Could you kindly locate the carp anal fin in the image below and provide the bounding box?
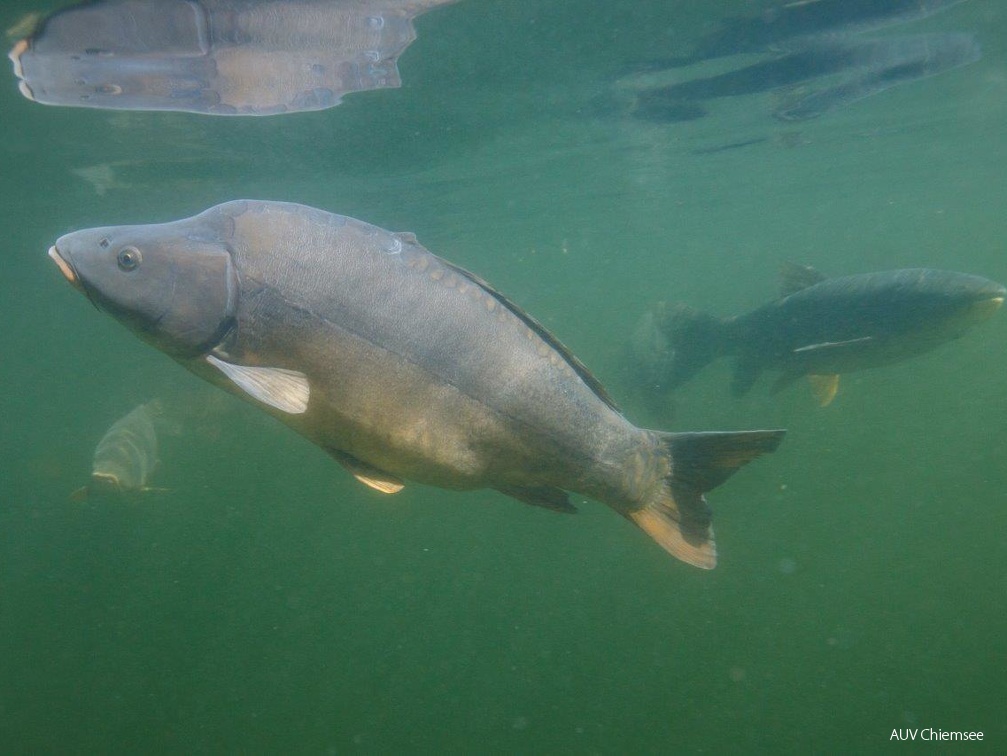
[779,262,827,297]
[206,354,309,414]
[329,450,405,494]
[807,374,840,407]
[497,485,578,514]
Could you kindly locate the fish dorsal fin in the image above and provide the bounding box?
[807,374,840,407]
[439,258,621,413]
[329,450,405,494]
[206,354,309,414]
[779,262,827,297]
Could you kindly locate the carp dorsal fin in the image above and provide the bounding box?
[779,262,827,297]
[439,259,622,413]
[394,231,419,245]
[329,450,405,494]
[496,485,578,514]
[807,374,840,407]
[206,354,309,414]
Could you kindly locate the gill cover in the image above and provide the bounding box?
[53,222,237,357]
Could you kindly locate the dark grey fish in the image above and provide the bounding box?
[9,0,456,115]
[774,33,981,121]
[659,265,1005,406]
[71,400,166,499]
[48,200,785,569]
[626,33,980,124]
[655,0,970,68]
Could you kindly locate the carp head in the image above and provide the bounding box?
[49,213,238,358]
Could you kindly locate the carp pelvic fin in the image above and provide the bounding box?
[807,374,840,407]
[206,354,309,414]
[329,450,405,494]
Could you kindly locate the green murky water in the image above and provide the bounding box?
[2,1,1005,752]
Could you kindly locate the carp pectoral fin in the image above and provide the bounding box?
[206,355,309,414]
[792,335,873,354]
[330,451,404,494]
[68,486,89,502]
[497,485,578,514]
[807,374,840,407]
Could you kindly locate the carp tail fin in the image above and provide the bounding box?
[630,429,785,568]
[660,304,732,390]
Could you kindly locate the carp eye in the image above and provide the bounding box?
[116,246,142,271]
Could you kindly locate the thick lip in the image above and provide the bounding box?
[48,245,84,292]
[7,38,36,100]
[969,294,1005,321]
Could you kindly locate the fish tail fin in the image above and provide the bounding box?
[660,303,732,389]
[630,429,785,569]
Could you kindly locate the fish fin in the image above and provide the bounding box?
[662,303,731,389]
[140,486,172,494]
[330,450,405,494]
[630,429,786,569]
[497,485,578,514]
[730,356,761,397]
[394,231,419,244]
[792,335,873,354]
[779,262,826,297]
[206,354,309,414]
[807,374,840,407]
[438,258,622,413]
[68,486,89,502]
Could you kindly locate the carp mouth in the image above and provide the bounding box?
[7,38,36,101]
[48,245,84,293]
[971,295,1005,321]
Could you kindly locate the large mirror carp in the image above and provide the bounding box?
[49,200,785,569]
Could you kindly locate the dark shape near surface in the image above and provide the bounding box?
[654,264,1004,406]
[48,200,785,569]
[624,32,980,124]
[613,1,978,126]
[9,0,457,115]
[657,0,971,68]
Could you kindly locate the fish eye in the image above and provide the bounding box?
[116,246,142,272]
